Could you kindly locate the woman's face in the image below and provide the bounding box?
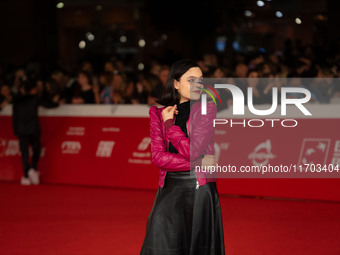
[125,82,134,96]
[174,67,203,102]
[214,68,224,78]
[104,62,115,72]
[1,85,10,97]
[247,71,259,87]
[36,80,44,93]
[78,74,89,86]
[113,75,123,89]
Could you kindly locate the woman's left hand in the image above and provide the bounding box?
[202,154,216,167]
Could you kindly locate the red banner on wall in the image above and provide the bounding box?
[1,104,340,201]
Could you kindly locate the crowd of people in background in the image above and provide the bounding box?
[1,39,340,112]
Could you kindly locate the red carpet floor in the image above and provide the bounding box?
[1,181,340,255]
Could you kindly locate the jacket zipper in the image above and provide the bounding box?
[186,108,199,189]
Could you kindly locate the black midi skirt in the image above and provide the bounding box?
[140,171,225,255]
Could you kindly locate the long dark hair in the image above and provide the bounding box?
[156,59,200,106]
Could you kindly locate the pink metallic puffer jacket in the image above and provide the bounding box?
[149,100,217,189]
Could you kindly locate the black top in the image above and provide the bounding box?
[12,93,58,136]
[0,95,5,104]
[80,89,95,104]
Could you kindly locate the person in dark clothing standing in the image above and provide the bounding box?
[12,78,58,185]
[71,71,96,104]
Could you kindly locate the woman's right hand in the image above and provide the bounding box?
[162,105,178,122]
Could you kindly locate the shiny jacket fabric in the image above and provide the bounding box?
[149,100,217,188]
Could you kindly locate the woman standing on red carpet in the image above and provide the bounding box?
[140,59,225,255]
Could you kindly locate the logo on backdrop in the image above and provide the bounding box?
[0,139,20,157]
[248,139,276,166]
[61,141,81,154]
[298,138,330,166]
[96,141,115,158]
[331,140,340,167]
[128,137,152,164]
[0,138,45,157]
[137,137,151,151]
[66,127,85,136]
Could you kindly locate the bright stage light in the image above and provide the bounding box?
[138,39,146,47]
[295,17,302,24]
[120,36,127,43]
[86,32,95,41]
[56,2,64,9]
[138,63,144,70]
[275,11,283,18]
[245,10,252,17]
[257,1,265,7]
[79,41,86,49]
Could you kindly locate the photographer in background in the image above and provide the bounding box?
[12,77,59,185]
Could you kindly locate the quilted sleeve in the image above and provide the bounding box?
[149,106,190,171]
